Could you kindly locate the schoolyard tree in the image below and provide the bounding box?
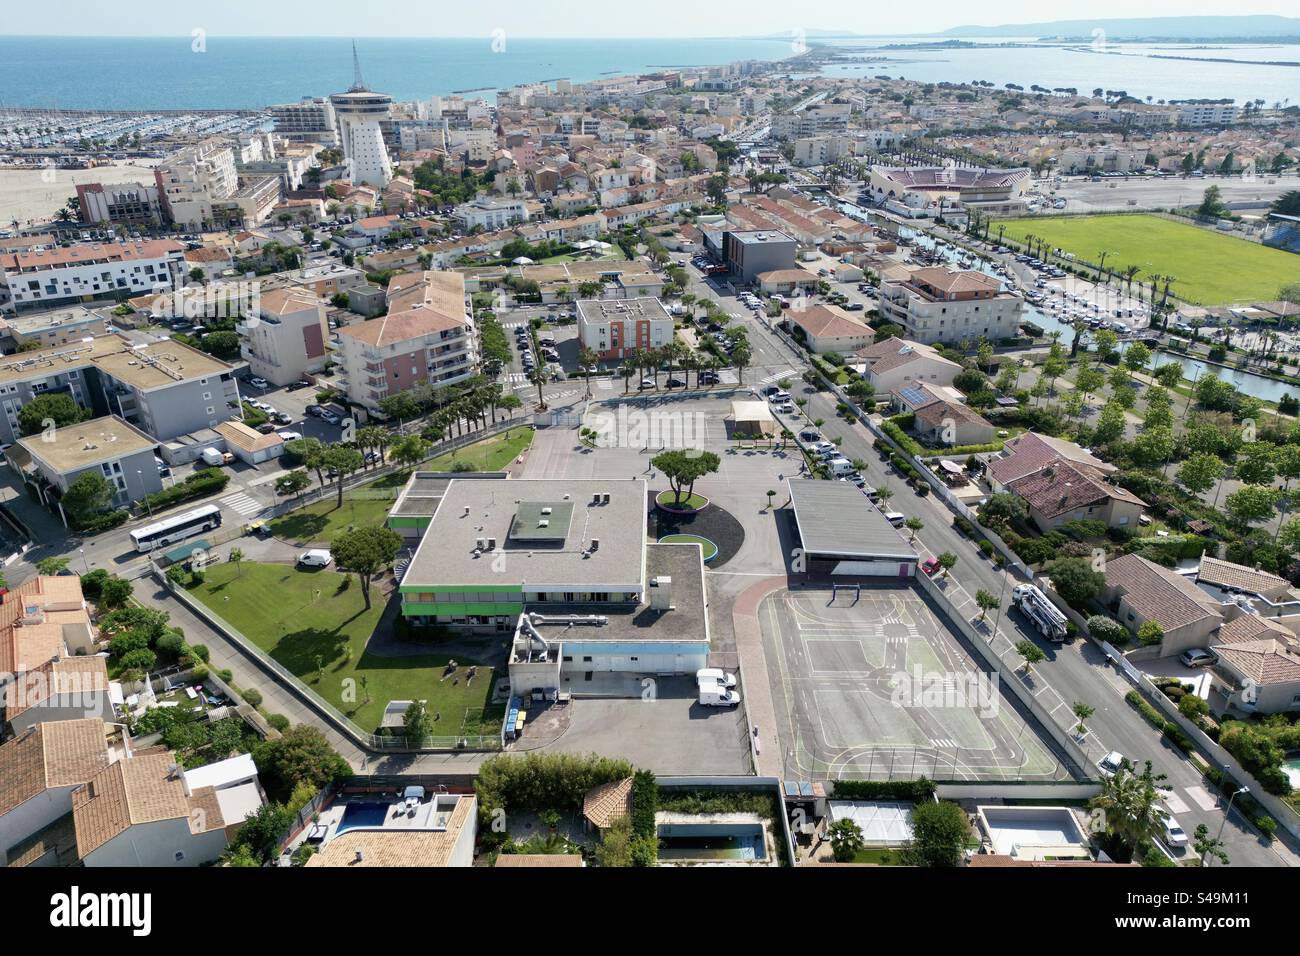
[322,445,365,508]
[275,470,313,499]
[330,526,402,610]
[652,449,722,506]
[975,589,1000,622]
[390,433,431,471]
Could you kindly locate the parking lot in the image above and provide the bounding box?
[538,677,753,775]
[761,586,1066,781]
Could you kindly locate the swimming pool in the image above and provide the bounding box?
[1283,756,1300,790]
[336,802,390,834]
[657,823,767,861]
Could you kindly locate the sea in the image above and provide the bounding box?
[0,34,1296,111]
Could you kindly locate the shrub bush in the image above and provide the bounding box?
[830,778,936,801]
[242,687,264,708]
[144,468,229,513]
[268,713,291,733]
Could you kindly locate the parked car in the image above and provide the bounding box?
[1097,751,1127,778]
[305,405,323,417]
[296,549,332,568]
[1160,808,1188,847]
[320,411,341,425]
[920,557,941,576]
[1180,648,1218,668]
[248,376,269,390]
[638,377,657,390]
[277,431,303,442]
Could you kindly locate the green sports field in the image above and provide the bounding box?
[992,214,1298,306]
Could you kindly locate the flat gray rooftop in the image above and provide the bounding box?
[786,478,917,560]
[404,477,648,590]
[389,471,505,518]
[524,543,708,644]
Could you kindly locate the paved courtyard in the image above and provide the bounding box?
[760,586,1068,782]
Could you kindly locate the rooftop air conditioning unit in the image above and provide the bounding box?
[487,538,497,550]
[475,537,486,551]
[590,538,600,552]
[538,519,549,528]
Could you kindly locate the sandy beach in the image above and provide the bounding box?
[0,161,159,229]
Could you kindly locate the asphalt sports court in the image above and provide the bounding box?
[760,586,1066,781]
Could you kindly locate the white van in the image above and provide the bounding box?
[884,511,906,528]
[296,549,332,568]
[697,667,738,689]
[828,458,855,477]
[200,447,227,467]
[698,681,741,707]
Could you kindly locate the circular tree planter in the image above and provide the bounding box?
[658,533,719,562]
[655,490,710,513]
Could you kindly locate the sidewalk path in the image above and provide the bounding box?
[732,574,790,778]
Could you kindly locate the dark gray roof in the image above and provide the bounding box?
[786,479,917,560]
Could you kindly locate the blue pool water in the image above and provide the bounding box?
[337,802,390,834]
[657,823,767,861]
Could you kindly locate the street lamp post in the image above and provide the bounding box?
[138,471,154,518]
[1204,783,1249,866]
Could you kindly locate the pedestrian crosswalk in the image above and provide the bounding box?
[929,738,958,749]
[220,492,262,518]
[758,368,799,386]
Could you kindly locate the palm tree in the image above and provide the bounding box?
[577,346,598,398]
[620,359,636,394]
[1089,760,1171,860]
[530,369,548,410]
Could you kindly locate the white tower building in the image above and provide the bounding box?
[329,43,394,188]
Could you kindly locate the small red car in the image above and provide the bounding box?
[920,557,941,576]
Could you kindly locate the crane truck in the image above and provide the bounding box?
[1012,584,1069,642]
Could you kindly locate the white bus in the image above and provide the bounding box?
[130,505,223,553]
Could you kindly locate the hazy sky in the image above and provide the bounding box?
[2,0,1294,38]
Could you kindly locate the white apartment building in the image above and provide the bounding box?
[1179,104,1239,127]
[154,141,239,230]
[270,97,339,145]
[448,127,496,164]
[452,196,530,232]
[879,267,1024,345]
[576,297,675,362]
[0,239,185,313]
[771,103,852,140]
[237,287,330,387]
[1059,147,1147,175]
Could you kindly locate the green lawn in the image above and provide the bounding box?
[269,495,394,546]
[658,533,718,561]
[655,490,708,511]
[993,214,1297,306]
[186,561,501,736]
[269,430,534,545]
[425,427,533,472]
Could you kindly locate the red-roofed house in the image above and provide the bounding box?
[786,305,873,355]
[1006,458,1145,532]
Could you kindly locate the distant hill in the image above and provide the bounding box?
[940,15,1300,40]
